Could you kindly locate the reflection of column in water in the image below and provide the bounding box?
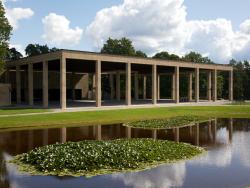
[60,127,67,143]
[16,132,21,153]
[189,126,193,137]
[126,127,131,139]
[43,129,49,146]
[174,128,179,142]
[116,125,121,137]
[152,129,157,140]
[228,118,233,143]
[208,120,213,141]
[28,130,34,150]
[213,119,217,144]
[194,124,199,146]
[94,125,102,140]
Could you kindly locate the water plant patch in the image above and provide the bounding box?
[11,138,204,177]
[124,116,210,129]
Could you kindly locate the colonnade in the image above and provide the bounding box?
[13,59,233,109]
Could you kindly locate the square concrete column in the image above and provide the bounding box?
[92,74,96,100]
[188,72,193,102]
[28,63,34,106]
[109,74,114,100]
[212,69,217,101]
[71,72,76,101]
[174,66,179,103]
[16,65,21,104]
[152,64,157,105]
[60,57,66,109]
[172,73,176,100]
[207,71,212,101]
[143,75,147,100]
[229,70,233,101]
[5,69,10,83]
[157,74,160,100]
[116,71,121,101]
[195,68,199,103]
[95,60,102,107]
[43,61,48,108]
[134,72,139,100]
[126,63,131,105]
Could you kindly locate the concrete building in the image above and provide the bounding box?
[2,50,234,109]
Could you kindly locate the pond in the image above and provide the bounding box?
[0,118,250,188]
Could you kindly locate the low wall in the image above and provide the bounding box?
[0,84,11,106]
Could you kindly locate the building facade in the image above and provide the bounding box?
[4,50,234,109]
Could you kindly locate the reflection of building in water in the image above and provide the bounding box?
[0,151,10,188]
[126,127,131,139]
[0,119,239,157]
[60,127,67,143]
[152,129,157,140]
[173,128,179,142]
[195,124,199,146]
[93,125,102,140]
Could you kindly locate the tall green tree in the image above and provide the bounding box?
[0,1,12,72]
[25,44,50,56]
[25,44,59,57]
[135,50,147,58]
[153,51,180,60]
[183,51,214,64]
[229,59,250,100]
[101,37,147,57]
[6,47,23,61]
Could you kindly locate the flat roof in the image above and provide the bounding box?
[6,49,233,71]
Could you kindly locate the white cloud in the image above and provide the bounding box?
[112,162,186,188]
[42,13,83,46]
[6,8,34,29]
[2,0,34,30]
[86,0,250,63]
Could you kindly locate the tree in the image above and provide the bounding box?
[101,37,147,57]
[25,44,59,57]
[135,50,147,58]
[0,1,12,72]
[101,37,136,56]
[25,44,50,56]
[229,59,250,100]
[5,47,23,61]
[183,51,214,64]
[153,51,180,60]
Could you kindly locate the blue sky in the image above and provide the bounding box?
[3,0,250,63]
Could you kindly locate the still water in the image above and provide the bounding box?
[0,118,250,188]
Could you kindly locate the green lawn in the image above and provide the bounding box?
[0,108,49,115]
[1,105,250,130]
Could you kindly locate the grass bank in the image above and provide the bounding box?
[1,105,250,130]
[11,138,203,177]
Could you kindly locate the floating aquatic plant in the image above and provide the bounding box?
[11,139,204,177]
[124,116,210,129]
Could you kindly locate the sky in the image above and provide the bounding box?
[2,0,250,64]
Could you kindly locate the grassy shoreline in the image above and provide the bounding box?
[0,105,250,130]
[11,139,204,177]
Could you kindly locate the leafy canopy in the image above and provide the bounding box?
[25,44,59,57]
[101,37,147,57]
[6,48,23,61]
[0,1,12,72]
[153,51,180,60]
[183,51,214,64]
